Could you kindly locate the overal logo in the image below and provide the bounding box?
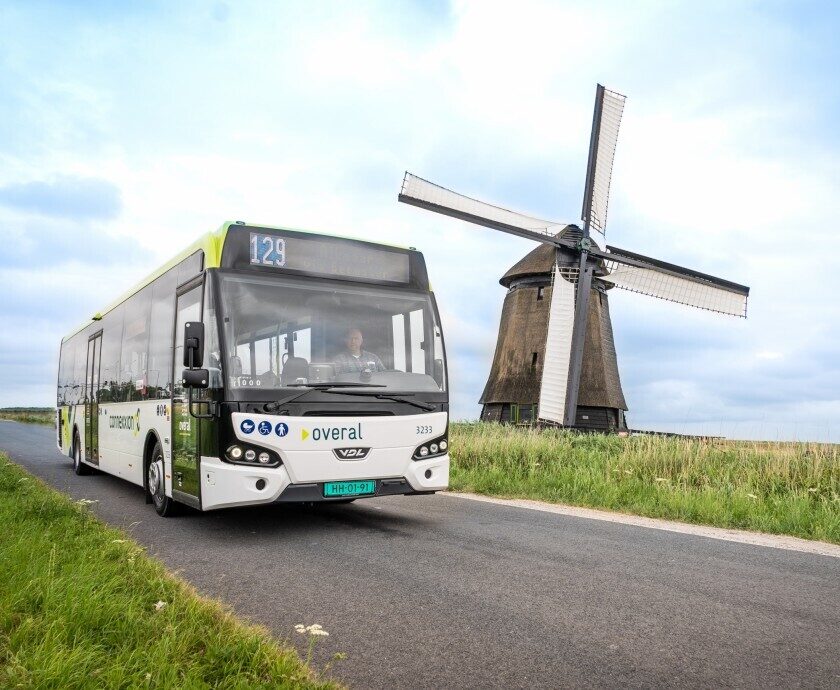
[300,423,362,441]
[240,419,255,434]
[333,447,371,460]
[258,421,272,435]
[275,422,289,437]
[133,408,141,437]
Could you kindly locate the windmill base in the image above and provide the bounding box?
[480,403,627,433]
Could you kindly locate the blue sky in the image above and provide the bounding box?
[1,0,839,440]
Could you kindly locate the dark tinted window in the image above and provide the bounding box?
[148,269,177,399]
[98,305,124,403]
[71,331,90,405]
[119,287,152,402]
[177,251,203,286]
[57,338,75,406]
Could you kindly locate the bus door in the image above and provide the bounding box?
[171,280,203,508]
[84,331,102,465]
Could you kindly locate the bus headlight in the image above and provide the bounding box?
[225,444,281,467]
[413,434,448,461]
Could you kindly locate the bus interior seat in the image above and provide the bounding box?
[280,356,309,385]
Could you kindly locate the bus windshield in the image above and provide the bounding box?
[218,273,446,393]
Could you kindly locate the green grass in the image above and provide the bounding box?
[0,455,340,689]
[449,423,840,544]
[0,407,54,426]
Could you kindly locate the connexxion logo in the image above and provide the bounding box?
[109,408,141,437]
[301,423,363,441]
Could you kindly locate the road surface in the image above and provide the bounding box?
[2,421,838,689]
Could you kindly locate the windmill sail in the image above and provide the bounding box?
[537,267,577,425]
[581,85,626,240]
[399,173,570,241]
[601,246,749,318]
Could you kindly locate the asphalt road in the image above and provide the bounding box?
[3,421,839,689]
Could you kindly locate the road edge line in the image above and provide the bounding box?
[442,492,840,559]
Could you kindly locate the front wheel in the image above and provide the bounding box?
[73,433,91,476]
[148,441,180,517]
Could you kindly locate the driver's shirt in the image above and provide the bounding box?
[333,350,385,374]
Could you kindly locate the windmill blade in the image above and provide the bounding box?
[581,85,626,238]
[399,172,574,246]
[538,266,577,425]
[599,245,750,318]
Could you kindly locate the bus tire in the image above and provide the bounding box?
[72,430,91,476]
[148,439,179,517]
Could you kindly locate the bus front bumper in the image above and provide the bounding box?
[199,454,449,511]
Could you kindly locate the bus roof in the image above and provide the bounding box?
[61,221,415,341]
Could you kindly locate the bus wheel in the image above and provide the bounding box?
[73,432,91,476]
[148,441,179,517]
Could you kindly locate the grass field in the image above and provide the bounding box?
[0,407,53,426]
[0,454,339,689]
[449,423,840,544]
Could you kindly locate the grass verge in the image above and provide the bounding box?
[0,407,53,426]
[0,454,339,689]
[449,423,840,544]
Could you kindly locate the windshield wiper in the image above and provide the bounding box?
[319,390,437,412]
[287,382,386,388]
[262,385,436,413]
[262,383,386,412]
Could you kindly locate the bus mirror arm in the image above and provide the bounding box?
[187,384,215,420]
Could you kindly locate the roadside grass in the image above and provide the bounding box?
[0,454,340,689]
[449,423,840,544]
[0,407,53,426]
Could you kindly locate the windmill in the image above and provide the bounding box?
[398,84,750,430]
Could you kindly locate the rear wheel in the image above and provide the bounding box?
[148,440,179,517]
[72,432,91,476]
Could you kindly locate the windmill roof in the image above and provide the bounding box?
[500,226,580,286]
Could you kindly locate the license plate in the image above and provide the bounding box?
[323,480,376,498]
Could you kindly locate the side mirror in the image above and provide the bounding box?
[183,321,204,368]
[181,368,209,389]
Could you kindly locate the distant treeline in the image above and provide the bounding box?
[0,408,54,426]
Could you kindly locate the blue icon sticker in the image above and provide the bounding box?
[275,422,289,437]
[258,420,272,435]
[240,419,255,434]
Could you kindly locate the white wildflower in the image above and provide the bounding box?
[154,600,167,611]
[746,493,758,499]
[654,478,668,482]
[808,488,818,493]
[296,623,329,636]
[623,469,632,475]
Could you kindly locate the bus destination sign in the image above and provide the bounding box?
[248,231,410,284]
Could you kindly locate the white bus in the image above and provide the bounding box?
[56,223,449,516]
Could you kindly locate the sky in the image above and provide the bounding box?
[1,0,839,441]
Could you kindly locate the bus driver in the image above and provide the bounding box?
[333,327,385,374]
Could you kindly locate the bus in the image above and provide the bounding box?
[56,222,449,516]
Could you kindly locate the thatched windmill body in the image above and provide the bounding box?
[399,85,750,430]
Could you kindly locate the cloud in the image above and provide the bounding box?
[0,176,121,221]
